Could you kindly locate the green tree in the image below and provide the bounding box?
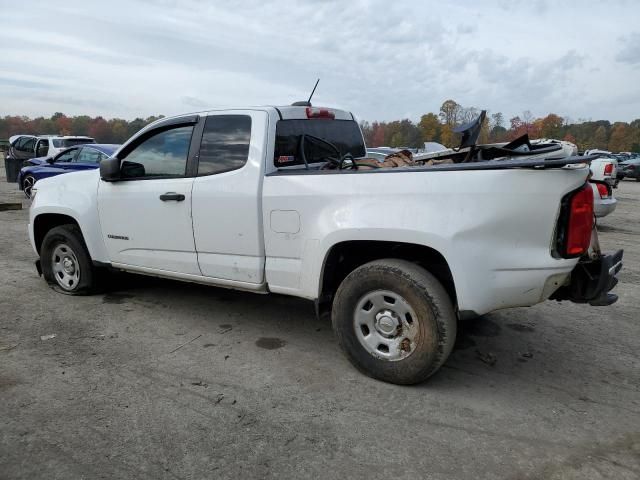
[440,124,454,147]
[418,113,440,143]
[608,122,631,152]
[439,99,461,127]
[593,125,608,150]
[109,118,130,143]
[540,114,564,139]
[71,116,91,136]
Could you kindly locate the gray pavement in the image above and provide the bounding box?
[1,161,639,479]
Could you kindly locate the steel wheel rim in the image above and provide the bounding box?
[23,176,35,198]
[51,243,80,291]
[353,289,419,362]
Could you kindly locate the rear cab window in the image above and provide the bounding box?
[274,117,366,169]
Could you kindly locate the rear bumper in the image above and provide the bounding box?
[594,197,617,218]
[550,250,623,306]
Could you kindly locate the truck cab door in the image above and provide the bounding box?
[190,110,268,285]
[97,117,201,275]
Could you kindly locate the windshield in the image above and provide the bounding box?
[52,138,96,148]
[274,119,365,167]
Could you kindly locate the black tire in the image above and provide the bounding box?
[22,174,36,199]
[636,177,640,182]
[41,224,98,295]
[332,259,457,385]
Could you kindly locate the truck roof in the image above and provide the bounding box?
[148,105,355,127]
[273,105,354,120]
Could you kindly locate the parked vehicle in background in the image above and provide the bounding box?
[4,135,38,181]
[7,135,38,163]
[530,138,578,158]
[365,147,399,161]
[423,142,449,153]
[586,150,619,187]
[617,157,640,181]
[7,135,96,164]
[590,180,617,218]
[33,136,96,159]
[18,144,118,198]
[28,106,622,385]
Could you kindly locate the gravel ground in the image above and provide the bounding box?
[1,164,639,479]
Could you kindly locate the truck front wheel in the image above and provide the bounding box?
[332,259,457,385]
[41,225,97,295]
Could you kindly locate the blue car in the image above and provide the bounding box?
[18,144,119,198]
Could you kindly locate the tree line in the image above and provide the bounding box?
[2,101,640,153]
[0,113,163,145]
[360,99,640,152]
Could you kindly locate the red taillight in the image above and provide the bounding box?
[566,185,594,256]
[604,163,613,175]
[306,107,335,119]
[596,183,609,199]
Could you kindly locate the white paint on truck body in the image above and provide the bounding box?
[29,105,589,317]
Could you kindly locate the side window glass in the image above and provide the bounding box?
[14,138,26,151]
[197,115,251,176]
[121,126,194,179]
[55,149,78,163]
[16,137,33,152]
[23,138,36,152]
[74,148,101,163]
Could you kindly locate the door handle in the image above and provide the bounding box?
[159,192,185,202]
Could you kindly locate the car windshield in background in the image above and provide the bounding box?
[52,138,96,147]
[274,119,365,167]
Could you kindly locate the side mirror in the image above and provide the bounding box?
[100,157,121,181]
[46,157,55,164]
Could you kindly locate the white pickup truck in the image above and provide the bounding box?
[28,105,623,384]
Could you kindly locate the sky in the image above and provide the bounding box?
[1,0,639,124]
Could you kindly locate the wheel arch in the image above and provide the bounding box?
[33,213,82,254]
[317,240,457,311]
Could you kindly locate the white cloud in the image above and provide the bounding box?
[0,0,638,122]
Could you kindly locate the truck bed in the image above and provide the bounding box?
[269,155,597,176]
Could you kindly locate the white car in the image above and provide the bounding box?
[27,105,623,385]
[585,150,618,187]
[34,135,96,158]
[590,181,617,218]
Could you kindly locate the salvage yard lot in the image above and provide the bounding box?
[1,174,639,479]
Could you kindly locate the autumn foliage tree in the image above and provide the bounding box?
[3,103,640,153]
[0,113,163,144]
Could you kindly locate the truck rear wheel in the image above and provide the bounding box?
[41,225,98,295]
[332,259,457,385]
